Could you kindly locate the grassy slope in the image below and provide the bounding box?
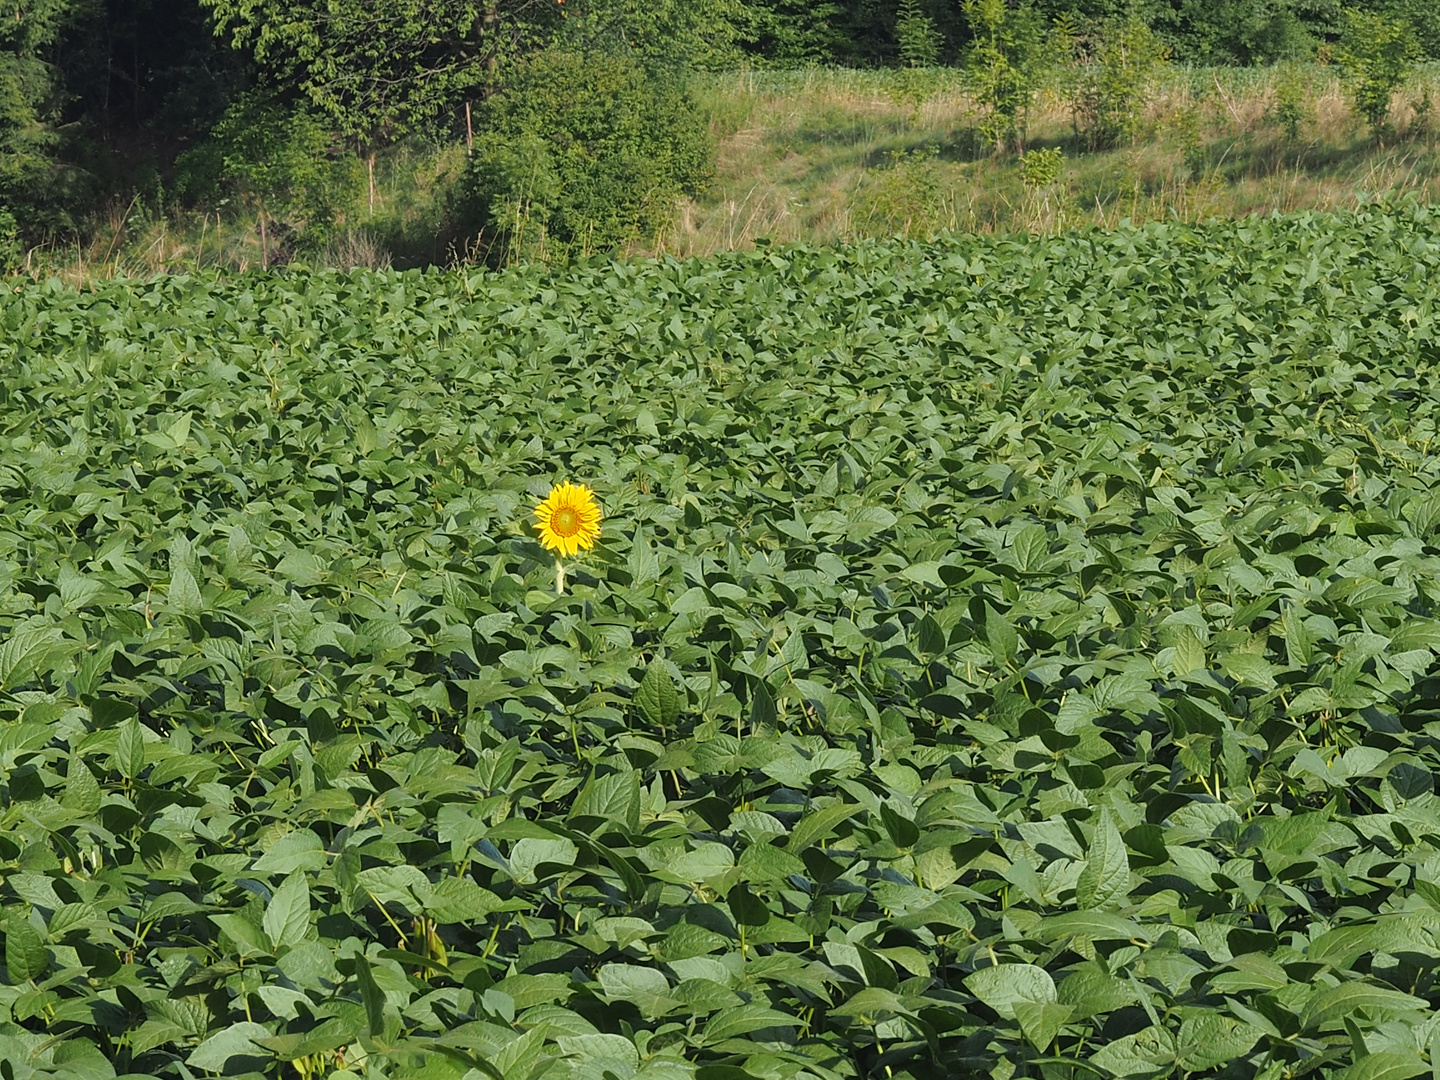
[671,65,1440,256]
[25,64,1440,280]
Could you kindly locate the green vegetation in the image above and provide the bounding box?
[455,51,714,264]
[669,64,1440,257]
[3,202,1440,1078]
[12,0,1440,274]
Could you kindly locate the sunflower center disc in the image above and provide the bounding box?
[553,507,580,537]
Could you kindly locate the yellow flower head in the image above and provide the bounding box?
[533,482,602,557]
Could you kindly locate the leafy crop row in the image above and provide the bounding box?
[2,203,1440,1080]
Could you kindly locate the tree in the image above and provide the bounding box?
[736,0,847,65]
[964,0,1060,154]
[1334,6,1420,136]
[1068,13,1170,148]
[199,0,560,143]
[174,90,360,265]
[200,0,743,210]
[456,48,713,261]
[0,0,82,244]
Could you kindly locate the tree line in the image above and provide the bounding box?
[3,0,1438,266]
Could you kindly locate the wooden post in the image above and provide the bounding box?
[466,102,474,154]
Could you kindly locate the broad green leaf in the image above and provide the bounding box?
[0,625,62,690]
[570,768,641,830]
[4,918,48,983]
[965,964,1057,1020]
[1332,1052,1429,1080]
[263,872,311,952]
[636,659,681,726]
[787,803,864,853]
[253,831,326,875]
[1300,982,1429,1031]
[114,717,145,780]
[986,606,1020,666]
[168,561,204,616]
[62,760,102,815]
[1177,1013,1263,1071]
[1014,999,1074,1051]
[1076,811,1129,909]
[186,1021,272,1072]
[509,838,578,885]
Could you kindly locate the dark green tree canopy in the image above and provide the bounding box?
[199,0,563,140]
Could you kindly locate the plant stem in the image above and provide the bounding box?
[555,558,566,595]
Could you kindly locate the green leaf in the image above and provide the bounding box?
[1036,911,1147,943]
[4,918,48,983]
[354,954,386,1037]
[1261,810,1332,856]
[168,561,204,616]
[186,1021,272,1072]
[62,760,102,815]
[965,964,1057,1020]
[1076,811,1129,909]
[787,803,863,853]
[830,986,912,1020]
[1332,1052,1429,1080]
[1014,999,1074,1051]
[253,831,327,875]
[1300,982,1429,1031]
[114,717,145,780]
[0,625,62,690]
[508,838,578,885]
[570,767,641,830]
[727,882,770,927]
[635,659,681,727]
[985,606,1020,666]
[1178,1013,1263,1071]
[1008,524,1053,575]
[628,525,660,586]
[262,872,311,952]
[701,1003,798,1044]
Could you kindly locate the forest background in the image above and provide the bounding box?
[6,0,1440,276]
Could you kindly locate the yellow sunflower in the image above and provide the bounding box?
[533,482,602,557]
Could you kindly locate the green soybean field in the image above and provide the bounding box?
[3,202,1440,1080]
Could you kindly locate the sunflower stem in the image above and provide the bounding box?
[555,558,566,596]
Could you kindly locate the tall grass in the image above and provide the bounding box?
[665,63,1440,257]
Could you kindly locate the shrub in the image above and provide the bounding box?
[458,51,714,263]
[175,91,360,260]
[1069,15,1170,150]
[0,207,21,272]
[963,0,1057,155]
[1334,8,1421,138]
[1271,60,1311,143]
[1019,145,1064,231]
[896,0,942,68]
[856,145,953,238]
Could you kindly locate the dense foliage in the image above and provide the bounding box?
[7,0,1440,258]
[456,50,714,263]
[3,203,1440,1078]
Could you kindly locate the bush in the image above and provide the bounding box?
[175,91,360,258]
[1069,15,1170,150]
[856,145,954,238]
[1271,60,1311,143]
[1334,8,1421,138]
[458,51,714,263]
[0,207,21,272]
[963,0,1058,155]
